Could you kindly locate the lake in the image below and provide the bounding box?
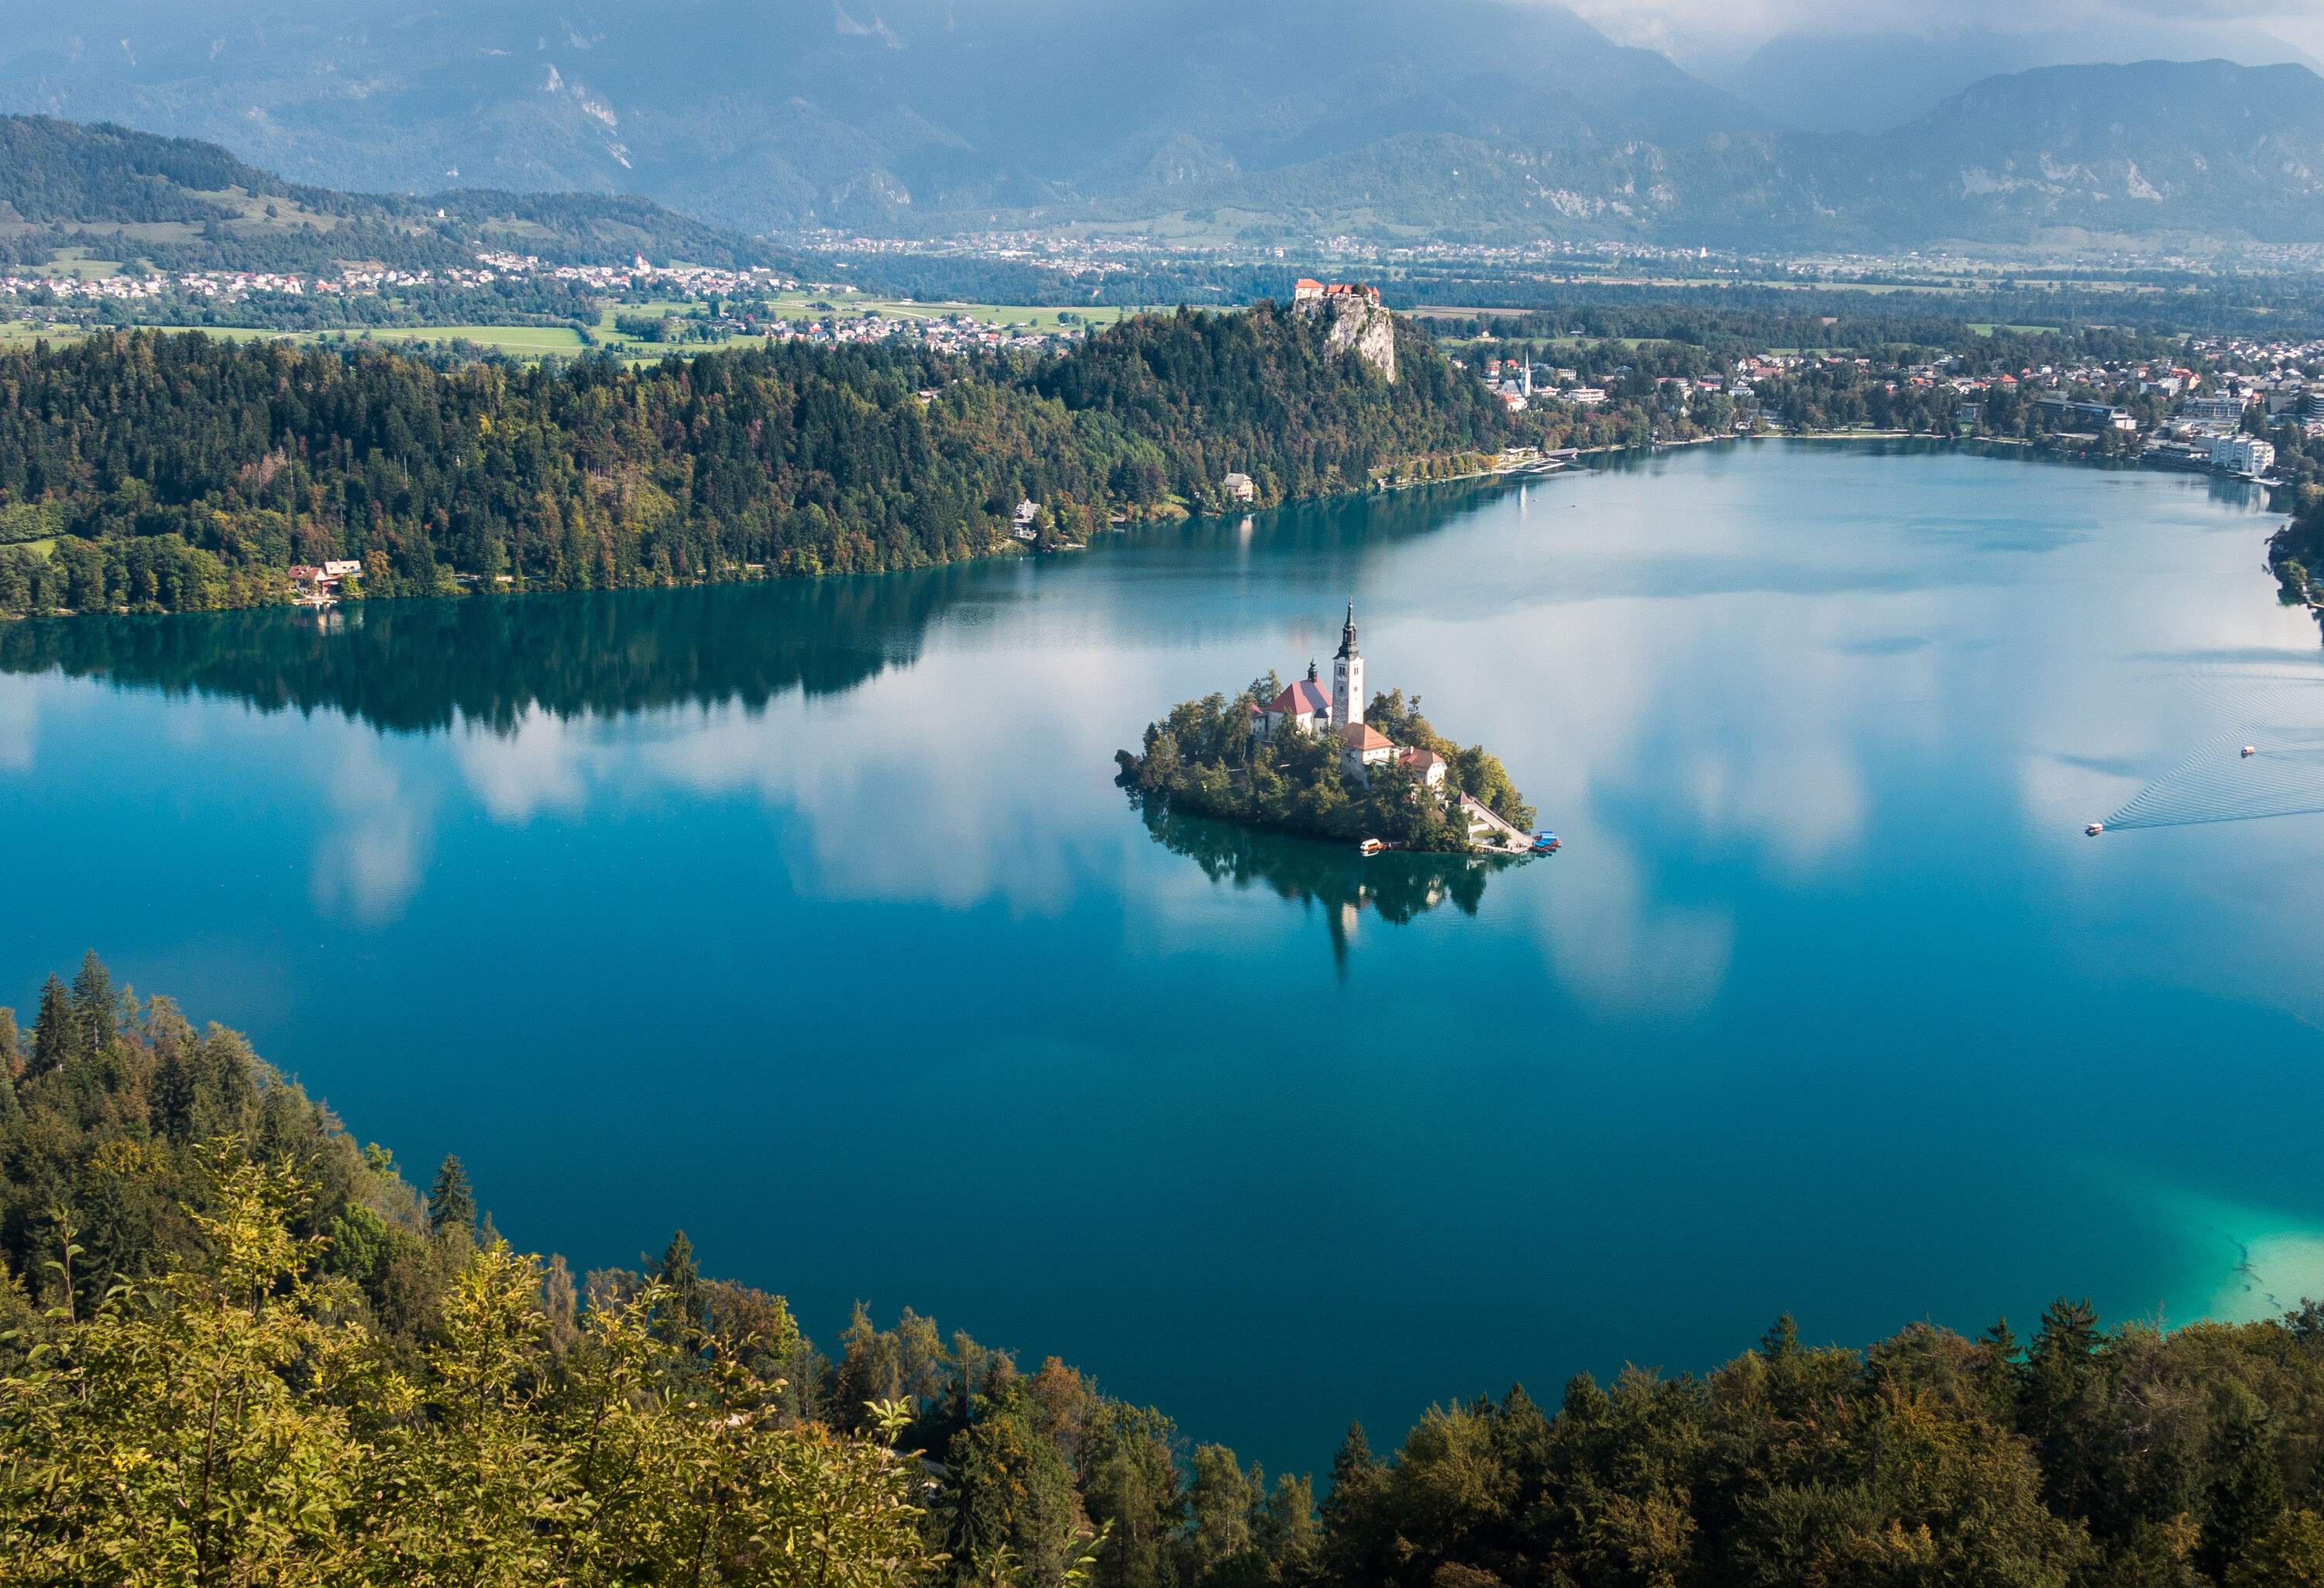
[5,438,2323,1479]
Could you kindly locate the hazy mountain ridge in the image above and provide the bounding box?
[1835,61,2324,244]
[4,3,2323,248]
[1724,23,2323,136]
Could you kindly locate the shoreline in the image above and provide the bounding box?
[0,429,2278,627]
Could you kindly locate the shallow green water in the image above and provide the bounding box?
[5,440,2322,1476]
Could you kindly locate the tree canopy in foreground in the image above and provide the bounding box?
[9,957,2324,1586]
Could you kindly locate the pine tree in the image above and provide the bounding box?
[655,1229,702,1345]
[1978,1316,2023,1415]
[70,950,116,1056]
[1319,1419,1388,1579]
[427,1154,475,1240]
[2205,1387,2289,1583]
[30,974,77,1073]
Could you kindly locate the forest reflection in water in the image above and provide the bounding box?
[0,475,1513,737]
[1128,788,1521,965]
[0,565,976,733]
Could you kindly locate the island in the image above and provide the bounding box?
[1116,603,1540,854]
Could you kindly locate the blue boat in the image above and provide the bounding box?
[1530,830,1561,854]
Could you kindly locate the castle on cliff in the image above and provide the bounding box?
[1291,278,1397,383]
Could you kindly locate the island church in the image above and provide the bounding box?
[1250,603,1446,789]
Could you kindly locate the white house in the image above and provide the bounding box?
[1223,472,1256,503]
[1339,722,1396,779]
[1397,746,1448,789]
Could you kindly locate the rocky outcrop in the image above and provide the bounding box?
[1310,297,1397,383]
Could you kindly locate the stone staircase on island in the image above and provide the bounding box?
[1459,795,1533,855]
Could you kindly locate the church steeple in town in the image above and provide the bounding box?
[1332,599,1363,728]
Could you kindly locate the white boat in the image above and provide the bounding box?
[2243,746,2256,758]
[2085,823,2104,837]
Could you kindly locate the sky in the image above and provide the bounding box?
[1551,0,2324,70]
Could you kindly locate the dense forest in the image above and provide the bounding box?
[2270,485,2324,608]
[1118,682,1533,851]
[0,307,1512,618]
[14,954,2324,1584]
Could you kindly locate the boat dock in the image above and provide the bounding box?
[1459,796,1535,855]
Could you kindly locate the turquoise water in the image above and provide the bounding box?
[5,440,2323,1476]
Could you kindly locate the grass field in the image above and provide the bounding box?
[117,324,590,357]
[352,325,588,355]
[586,294,1145,359]
[2,291,1151,366]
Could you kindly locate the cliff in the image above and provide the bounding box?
[1304,297,1398,383]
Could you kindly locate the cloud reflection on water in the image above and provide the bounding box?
[308,735,433,928]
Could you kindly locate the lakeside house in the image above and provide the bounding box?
[1223,472,1256,503]
[287,557,369,604]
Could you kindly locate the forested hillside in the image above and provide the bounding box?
[12,954,2324,1584]
[0,307,1514,617]
[0,115,792,274]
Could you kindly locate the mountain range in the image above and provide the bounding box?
[3,0,2322,250]
[1719,22,2322,136]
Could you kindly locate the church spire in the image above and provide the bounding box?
[1331,599,1363,730]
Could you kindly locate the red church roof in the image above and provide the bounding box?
[1267,679,1332,717]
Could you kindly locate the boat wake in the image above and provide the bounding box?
[2099,669,2324,832]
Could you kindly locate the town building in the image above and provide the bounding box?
[2181,394,2250,424]
[2207,434,2276,476]
[2033,395,2138,432]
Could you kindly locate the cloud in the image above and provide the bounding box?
[1551,0,2324,63]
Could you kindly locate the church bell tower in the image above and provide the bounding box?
[1332,600,1363,728]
